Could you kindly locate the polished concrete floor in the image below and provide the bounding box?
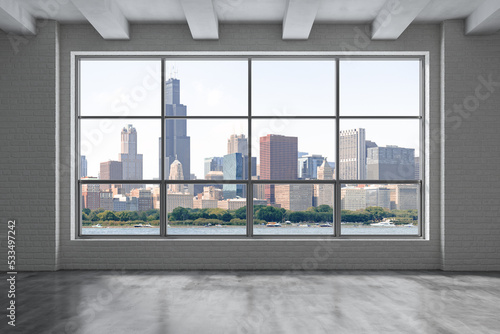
[2,271,500,334]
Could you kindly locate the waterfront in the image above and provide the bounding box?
[82,225,419,235]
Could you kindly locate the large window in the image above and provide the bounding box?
[77,55,424,238]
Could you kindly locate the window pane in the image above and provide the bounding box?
[252,120,336,180]
[341,183,419,235]
[162,119,248,180]
[80,120,160,180]
[163,59,248,116]
[81,183,160,235]
[253,183,334,235]
[252,59,336,116]
[167,183,247,235]
[339,120,420,181]
[340,59,420,116]
[80,59,161,116]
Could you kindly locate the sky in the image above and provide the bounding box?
[80,58,421,180]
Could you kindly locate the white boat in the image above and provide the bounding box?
[92,223,102,228]
[143,223,152,228]
[266,222,281,227]
[370,221,396,227]
[215,224,222,227]
[134,223,143,228]
[404,223,415,227]
[298,224,309,227]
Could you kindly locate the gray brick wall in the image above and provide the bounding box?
[442,20,500,271]
[0,21,59,271]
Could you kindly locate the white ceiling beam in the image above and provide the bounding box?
[70,0,129,40]
[0,0,36,35]
[180,0,219,40]
[282,0,321,40]
[371,0,432,40]
[466,0,500,35]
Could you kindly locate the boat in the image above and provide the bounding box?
[404,223,415,227]
[134,223,143,228]
[167,224,171,228]
[298,224,309,227]
[266,222,281,227]
[285,220,292,224]
[370,221,396,227]
[215,224,222,227]
[320,223,333,227]
[143,223,152,228]
[92,223,102,228]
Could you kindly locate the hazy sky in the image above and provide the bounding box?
[80,58,421,179]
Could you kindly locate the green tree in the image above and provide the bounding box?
[255,206,283,222]
[221,212,233,222]
[317,205,333,212]
[97,210,118,221]
[170,207,190,221]
[82,208,91,215]
[234,206,247,219]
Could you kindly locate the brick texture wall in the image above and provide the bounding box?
[442,20,500,271]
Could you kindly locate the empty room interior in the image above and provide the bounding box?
[1,0,500,333]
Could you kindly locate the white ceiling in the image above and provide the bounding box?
[1,0,498,40]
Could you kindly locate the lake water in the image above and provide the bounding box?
[82,226,419,236]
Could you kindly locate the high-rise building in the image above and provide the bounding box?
[260,134,298,204]
[81,177,100,210]
[315,158,335,207]
[367,146,415,180]
[227,134,248,156]
[275,184,313,211]
[298,154,325,179]
[340,128,366,180]
[130,188,153,212]
[204,157,223,178]
[99,190,114,211]
[391,184,419,210]
[414,156,420,180]
[80,155,87,178]
[119,124,143,192]
[365,186,391,210]
[160,78,191,180]
[99,160,123,190]
[222,153,255,199]
[168,159,184,193]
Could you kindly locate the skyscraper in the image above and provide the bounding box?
[260,134,298,204]
[99,160,123,190]
[340,128,366,180]
[119,124,143,192]
[80,155,87,178]
[414,156,420,180]
[315,158,335,207]
[227,134,248,156]
[204,157,223,178]
[160,78,191,180]
[168,159,184,193]
[298,154,325,179]
[119,125,143,179]
[366,146,415,180]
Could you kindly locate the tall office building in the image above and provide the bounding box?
[80,155,87,178]
[275,184,313,211]
[168,159,184,193]
[222,153,256,199]
[119,125,143,193]
[260,134,298,204]
[366,146,415,180]
[298,154,325,179]
[81,177,100,210]
[204,157,223,178]
[99,160,123,191]
[315,158,335,207]
[227,134,248,156]
[414,156,420,180]
[340,128,366,180]
[160,77,191,179]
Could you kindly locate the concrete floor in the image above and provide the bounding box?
[3,271,500,334]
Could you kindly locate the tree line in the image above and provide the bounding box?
[83,205,417,226]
